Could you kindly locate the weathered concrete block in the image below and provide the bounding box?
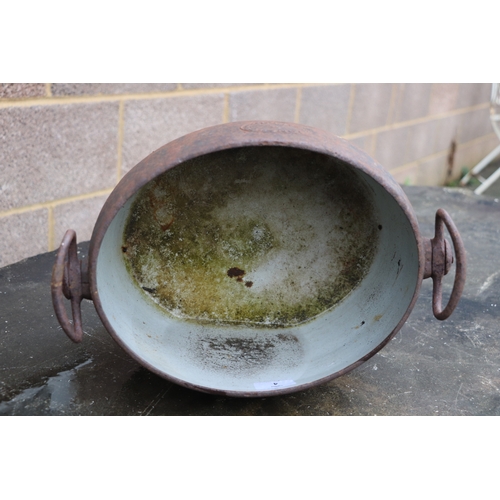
[0,103,119,211]
[0,83,46,99]
[229,88,296,122]
[404,120,440,163]
[458,108,493,143]
[53,195,108,246]
[51,83,177,96]
[456,83,491,109]
[346,133,375,156]
[433,114,461,153]
[389,163,418,185]
[0,210,48,267]
[348,83,393,134]
[428,83,460,115]
[121,94,225,174]
[414,154,449,186]
[382,155,449,187]
[299,84,351,135]
[392,83,433,123]
[373,126,409,170]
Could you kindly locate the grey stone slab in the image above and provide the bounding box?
[0,241,131,407]
[299,85,351,135]
[0,103,119,211]
[1,186,499,415]
[0,83,46,99]
[53,195,108,246]
[348,83,393,134]
[229,88,296,123]
[0,209,48,267]
[121,94,225,174]
[51,83,177,96]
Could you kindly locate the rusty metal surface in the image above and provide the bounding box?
[430,209,467,320]
[51,229,84,343]
[50,121,467,397]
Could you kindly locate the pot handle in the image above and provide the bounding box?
[51,229,89,343]
[424,209,466,320]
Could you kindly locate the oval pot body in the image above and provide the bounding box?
[86,121,425,397]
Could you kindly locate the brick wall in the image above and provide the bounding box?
[0,83,494,267]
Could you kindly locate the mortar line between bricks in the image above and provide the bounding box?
[6,128,489,220]
[45,83,52,97]
[116,100,125,181]
[223,93,230,123]
[47,206,55,251]
[0,188,114,219]
[388,132,498,175]
[342,102,490,140]
[0,83,332,109]
[345,84,356,134]
[386,83,401,125]
[294,87,302,123]
[366,133,377,157]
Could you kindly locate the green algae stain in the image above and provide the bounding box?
[123,146,379,327]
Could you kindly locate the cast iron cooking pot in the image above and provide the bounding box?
[51,121,466,397]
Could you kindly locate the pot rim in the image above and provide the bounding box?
[87,120,425,397]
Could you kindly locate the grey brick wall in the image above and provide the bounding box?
[121,94,226,174]
[0,82,494,267]
[0,103,119,212]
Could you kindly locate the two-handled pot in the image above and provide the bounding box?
[51,121,466,397]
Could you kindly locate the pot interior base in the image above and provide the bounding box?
[122,147,379,328]
[96,146,420,395]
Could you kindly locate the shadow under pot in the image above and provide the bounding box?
[51,121,466,397]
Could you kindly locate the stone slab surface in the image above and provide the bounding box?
[0,186,499,416]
